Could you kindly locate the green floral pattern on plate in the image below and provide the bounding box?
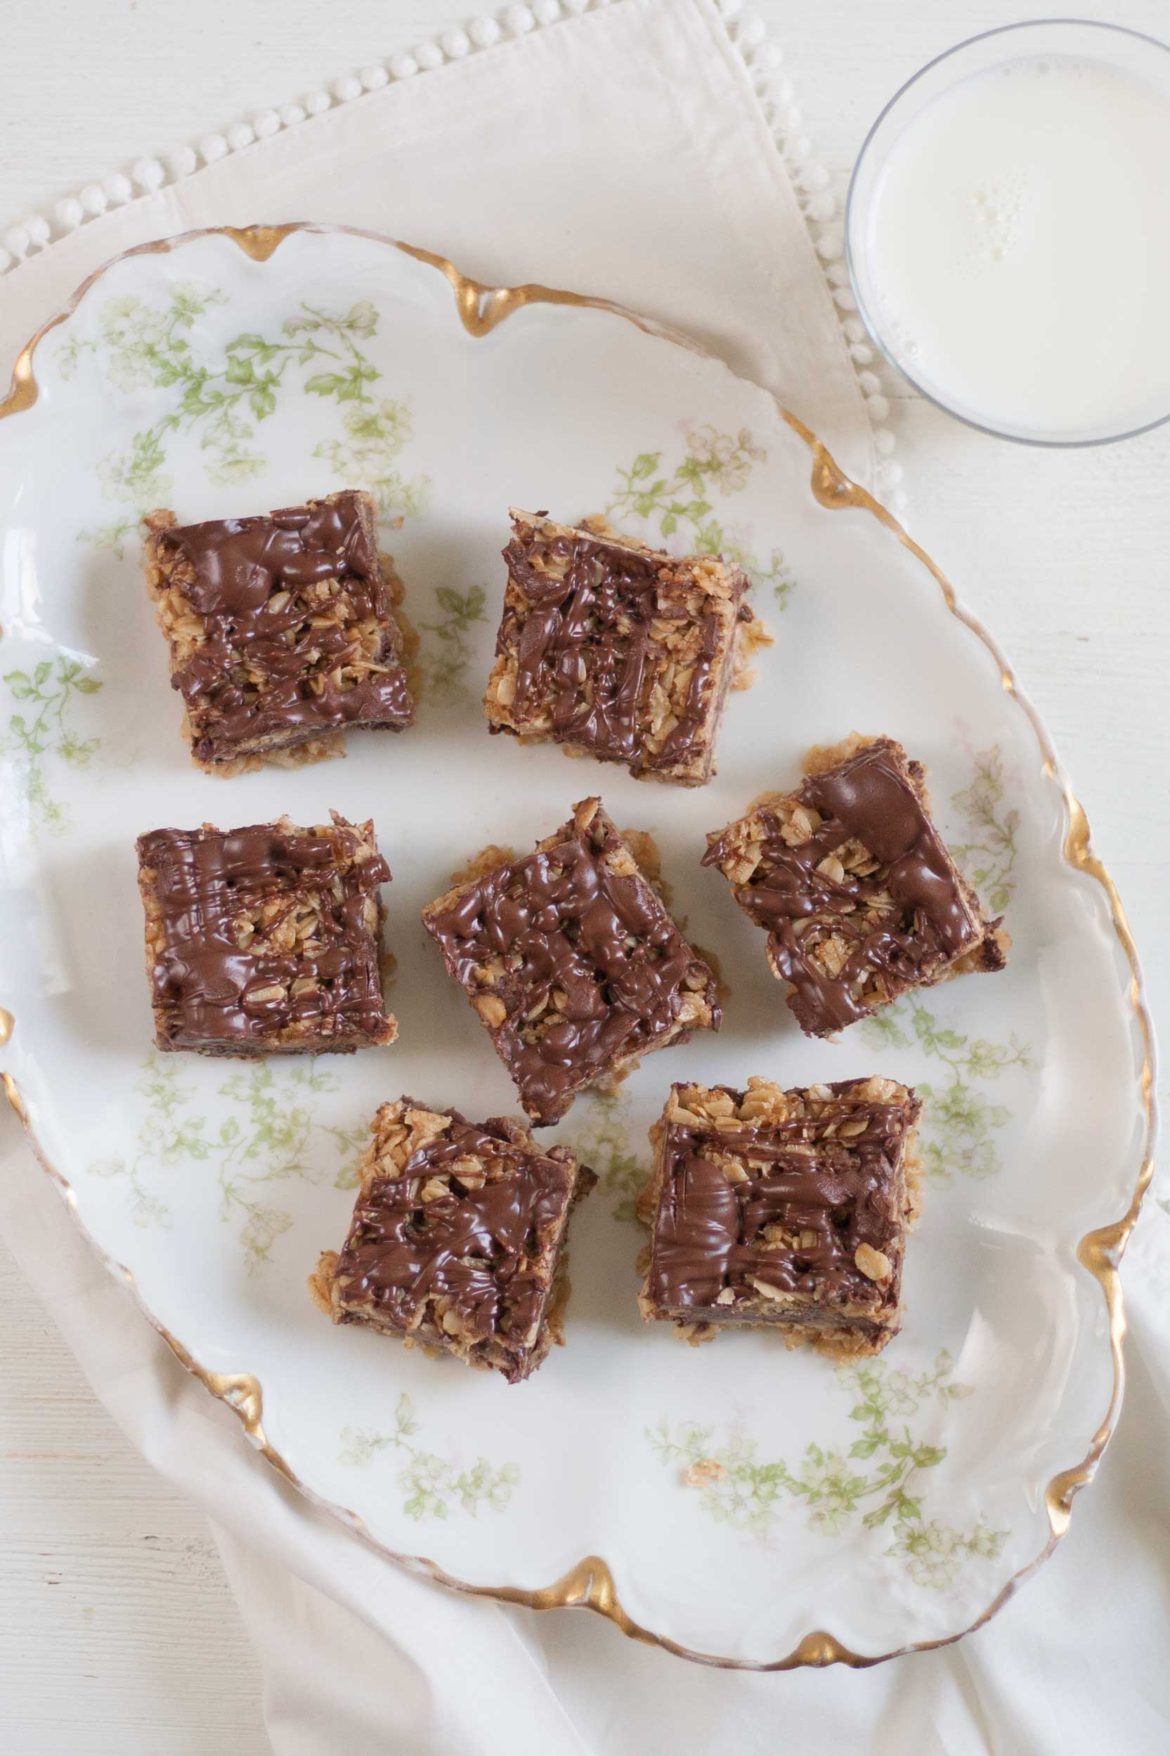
[650,1351,1005,1588]
[59,286,429,553]
[566,1089,646,1223]
[418,583,489,702]
[950,745,1020,916]
[340,1393,520,1520]
[863,1001,1033,1180]
[91,1055,368,1271]
[0,655,102,835]
[607,424,795,607]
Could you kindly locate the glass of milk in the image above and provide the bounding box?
[846,19,1170,444]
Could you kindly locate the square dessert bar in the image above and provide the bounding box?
[144,489,414,772]
[311,1099,595,1383]
[484,510,752,785]
[639,1077,921,1356]
[703,734,1007,1036]
[422,797,721,1126]
[136,813,397,1056]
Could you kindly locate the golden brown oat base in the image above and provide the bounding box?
[541,1256,574,1349]
[617,827,664,894]
[709,735,1006,1025]
[138,815,397,1056]
[689,940,728,1003]
[144,503,414,773]
[383,551,423,708]
[902,1133,924,1232]
[661,1313,899,1359]
[731,612,775,693]
[636,1076,918,1359]
[634,1170,658,1230]
[950,925,1013,974]
[307,1253,337,1317]
[189,552,417,776]
[138,862,169,1046]
[423,800,720,1125]
[445,844,517,890]
[190,729,346,778]
[484,510,753,787]
[314,1100,593,1380]
[355,1101,455,1192]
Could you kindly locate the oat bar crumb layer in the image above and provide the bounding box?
[639,1076,921,1358]
[311,1099,595,1383]
[136,812,396,1056]
[484,510,753,786]
[422,796,721,1126]
[144,489,414,773]
[703,733,1007,1036]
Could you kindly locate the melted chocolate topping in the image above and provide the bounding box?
[334,1107,579,1380]
[138,818,390,1048]
[496,518,746,776]
[648,1082,914,1316]
[704,740,984,1034]
[156,492,414,763]
[424,803,719,1125]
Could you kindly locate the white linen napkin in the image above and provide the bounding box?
[0,0,887,493]
[1,2,1165,1751]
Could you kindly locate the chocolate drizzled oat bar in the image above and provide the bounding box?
[484,510,753,785]
[311,1099,595,1383]
[136,813,396,1056]
[639,1076,921,1357]
[143,489,414,772]
[421,797,721,1126]
[703,734,1007,1036]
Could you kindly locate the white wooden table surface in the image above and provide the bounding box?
[2,2,1167,1750]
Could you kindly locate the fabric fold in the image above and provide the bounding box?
[1,2,1166,1752]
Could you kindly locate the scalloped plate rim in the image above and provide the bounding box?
[0,221,1156,1671]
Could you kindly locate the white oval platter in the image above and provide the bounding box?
[0,224,1153,1668]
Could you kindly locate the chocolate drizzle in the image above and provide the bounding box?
[648,1081,917,1321]
[137,815,393,1052]
[423,801,720,1125]
[705,739,998,1035]
[333,1106,583,1382]
[149,491,414,765]
[490,513,748,782]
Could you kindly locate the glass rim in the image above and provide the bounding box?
[844,16,1170,448]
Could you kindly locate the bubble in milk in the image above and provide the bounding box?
[852,44,1170,436]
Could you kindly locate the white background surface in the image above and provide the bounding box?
[1,2,1167,1750]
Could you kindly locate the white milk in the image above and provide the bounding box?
[856,54,1170,440]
